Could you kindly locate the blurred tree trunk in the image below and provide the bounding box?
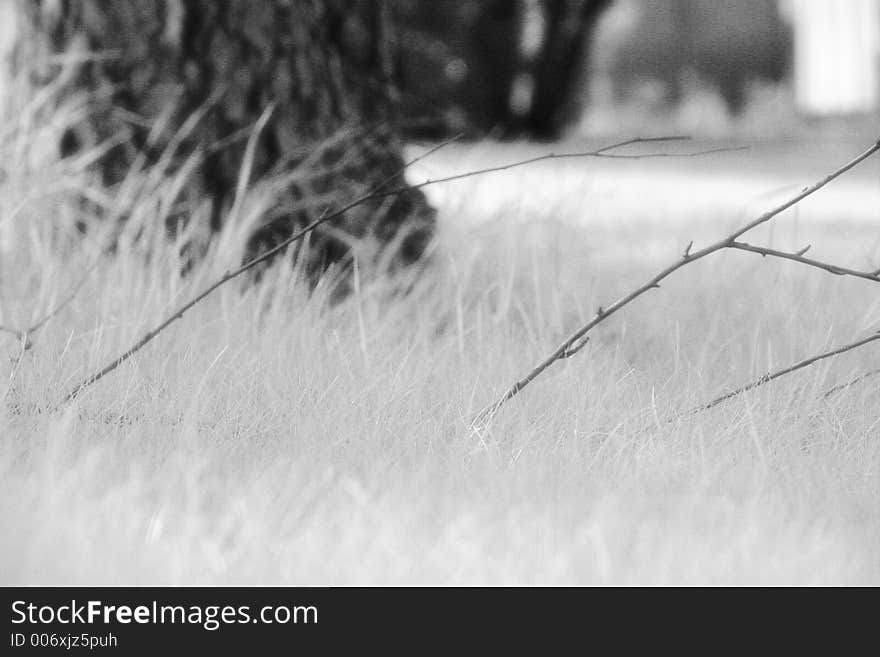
[522,0,611,139]
[20,0,435,277]
[392,0,611,140]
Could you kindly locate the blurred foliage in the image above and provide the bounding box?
[392,0,611,140]
[606,0,792,114]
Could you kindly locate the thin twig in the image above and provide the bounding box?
[61,130,468,402]
[372,137,748,201]
[60,134,736,403]
[822,367,880,400]
[676,331,880,417]
[0,93,226,346]
[729,241,880,283]
[471,138,880,428]
[0,261,97,343]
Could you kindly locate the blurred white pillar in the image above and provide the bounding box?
[0,1,18,82]
[0,1,18,256]
[788,0,880,115]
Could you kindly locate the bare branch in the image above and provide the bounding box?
[822,367,880,400]
[61,131,466,402]
[471,138,880,428]
[728,241,880,283]
[679,331,880,417]
[0,262,96,344]
[52,133,787,404]
[373,137,749,200]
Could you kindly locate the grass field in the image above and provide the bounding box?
[1,92,878,585]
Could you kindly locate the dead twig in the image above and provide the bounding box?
[0,261,97,345]
[471,138,880,428]
[62,134,709,403]
[60,130,463,403]
[822,367,880,400]
[372,136,748,201]
[0,262,96,408]
[729,241,880,283]
[676,331,880,417]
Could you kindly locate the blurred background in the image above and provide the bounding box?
[587,0,878,139]
[0,1,878,264]
[2,0,878,142]
[398,0,876,140]
[394,0,879,141]
[358,0,880,141]
[392,0,880,141]
[383,0,880,250]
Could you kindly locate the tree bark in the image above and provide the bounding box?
[20,0,436,277]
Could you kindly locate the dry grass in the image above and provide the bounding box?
[0,86,878,585]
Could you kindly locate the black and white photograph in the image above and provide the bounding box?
[1,0,878,602]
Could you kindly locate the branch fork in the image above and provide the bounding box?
[60,133,711,402]
[472,138,880,428]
